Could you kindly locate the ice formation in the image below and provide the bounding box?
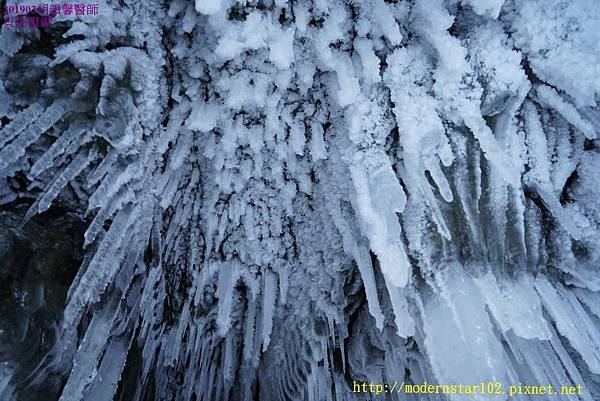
[0,0,599,400]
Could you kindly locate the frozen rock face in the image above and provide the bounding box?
[0,0,599,400]
[0,206,85,401]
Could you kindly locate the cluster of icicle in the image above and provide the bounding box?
[1,0,600,400]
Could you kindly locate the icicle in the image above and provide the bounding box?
[87,161,142,214]
[385,283,415,338]
[424,156,453,202]
[222,330,234,395]
[24,147,98,223]
[535,85,596,139]
[85,149,119,189]
[169,130,192,170]
[62,203,139,330]
[277,262,289,305]
[0,103,44,149]
[81,334,133,401]
[322,172,386,329]
[243,298,257,362]
[548,327,595,401]
[524,101,556,183]
[0,99,78,169]
[464,115,520,183]
[216,261,238,336]
[261,270,276,351]
[58,293,120,401]
[29,122,89,179]
[349,160,411,288]
[83,187,135,247]
[534,275,600,374]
